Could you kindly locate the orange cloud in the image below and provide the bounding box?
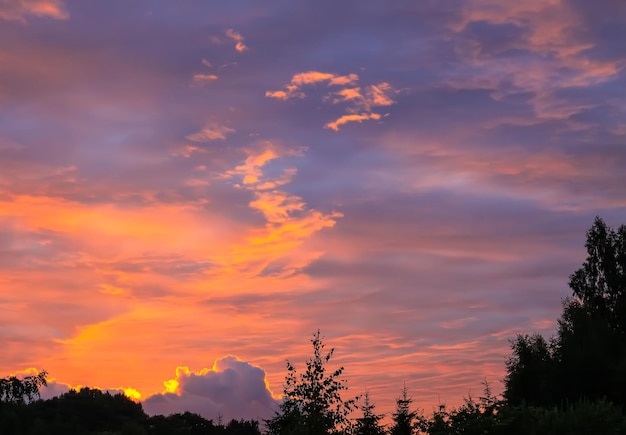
[267,72,395,130]
[291,71,359,87]
[226,29,248,52]
[221,145,342,267]
[333,87,363,103]
[366,83,395,107]
[265,89,290,100]
[325,113,382,131]
[266,71,360,100]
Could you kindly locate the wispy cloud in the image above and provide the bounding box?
[325,113,382,131]
[193,73,219,82]
[186,123,235,142]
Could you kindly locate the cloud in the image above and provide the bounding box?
[40,379,71,400]
[325,113,382,131]
[221,144,307,189]
[193,73,219,82]
[332,87,363,103]
[445,0,621,121]
[220,144,342,275]
[226,29,248,52]
[266,71,359,100]
[264,90,290,100]
[267,72,396,130]
[186,124,235,142]
[365,83,395,108]
[0,0,68,21]
[143,356,277,422]
[291,71,359,87]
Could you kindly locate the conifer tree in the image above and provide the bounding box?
[390,386,418,435]
[354,392,386,435]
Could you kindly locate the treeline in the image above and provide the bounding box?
[2,217,625,434]
[0,386,261,434]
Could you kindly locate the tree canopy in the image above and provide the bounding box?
[0,370,47,405]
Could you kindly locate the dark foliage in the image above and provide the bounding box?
[354,392,386,435]
[0,370,48,405]
[0,386,261,435]
[390,386,418,435]
[505,217,626,411]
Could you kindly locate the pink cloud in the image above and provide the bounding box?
[186,123,235,142]
[0,0,68,21]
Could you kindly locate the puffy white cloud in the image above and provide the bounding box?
[142,356,278,422]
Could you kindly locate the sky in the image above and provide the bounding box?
[1,0,625,424]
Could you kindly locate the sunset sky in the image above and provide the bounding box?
[1,0,625,423]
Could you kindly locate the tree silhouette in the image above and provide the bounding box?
[0,370,47,405]
[265,330,358,435]
[390,386,418,435]
[504,334,556,407]
[505,217,626,409]
[354,392,385,435]
[569,217,626,335]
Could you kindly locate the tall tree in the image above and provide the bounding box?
[568,216,626,335]
[505,217,626,408]
[390,386,417,435]
[504,334,556,407]
[265,330,358,435]
[354,392,385,435]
